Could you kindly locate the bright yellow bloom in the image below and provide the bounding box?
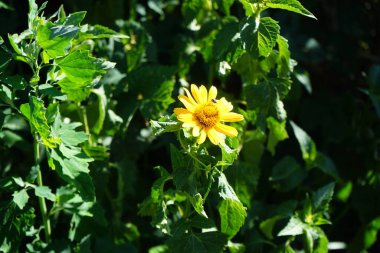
[174,84,244,145]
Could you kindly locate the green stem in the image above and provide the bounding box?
[78,104,93,145]
[203,168,215,202]
[177,131,207,168]
[34,136,51,243]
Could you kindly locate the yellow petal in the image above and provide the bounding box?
[178,95,196,112]
[183,87,197,105]
[199,85,208,104]
[191,84,201,104]
[174,107,190,115]
[208,86,217,102]
[192,126,200,137]
[177,113,194,123]
[220,112,244,122]
[217,97,233,112]
[183,122,196,128]
[215,123,238,137]
[207,128,224,145]
[197,130,207,144]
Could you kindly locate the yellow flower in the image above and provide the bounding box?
[174,84,244,145]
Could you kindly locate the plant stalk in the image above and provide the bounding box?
[34,136,52,243]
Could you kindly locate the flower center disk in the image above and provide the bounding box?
[194,103,219,129]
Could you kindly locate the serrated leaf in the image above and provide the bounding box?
[290,121,317,164]
[37,21,79,58]
[150,115,181,136]
[278,216,307,236]
[20,96,60,148]
[244,78,290,120]
[218,198,247,238]
[240,17,280,57]
[217,171,246,238]
[56,50,114,84]
[12,189,29,210]
[265,0,316,19]
[169,231,227,253]
[34,186,56,202]
[312,182,335,212]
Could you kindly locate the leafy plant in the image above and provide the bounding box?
[1,0,379,252]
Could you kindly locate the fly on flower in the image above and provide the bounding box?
[174,84,244,145]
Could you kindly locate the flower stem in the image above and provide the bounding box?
[34,136,51,243]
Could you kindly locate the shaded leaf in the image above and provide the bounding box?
[12,189,29,210]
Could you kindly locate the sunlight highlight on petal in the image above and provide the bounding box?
[178,95,196,112]
[208,86,217,102]
[220,112,244,122]
[215,123,238,137]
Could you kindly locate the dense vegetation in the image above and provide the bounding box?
[0,0,379,252]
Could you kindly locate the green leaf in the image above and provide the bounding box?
[267,117,288,155]
[244,78,290,120]
[240,17,280,57]
[149,245,169,253]
[314,227,329,253]
[48,112,94,201]
[312,182,335,212]
[20,96,60,148]
[78,24,129,40]
[276,35,294,77]
[312,152,339,179]
[56,50,114,84]
[213,20,240,61]
[127,65,175,119]
[0,84,13,105]
[91,87,107,134]
[12,189,29,210]
[27,0,38,30]
[217,171,246,238]
[37,21,79,58]
[0,1,13,10]
[0,75,27,90]
[151,166,170,202]
[34,186,56,202]
[169,231,227,253]
[181,0,203,25]
[60,11,86,26]
[290,121,317,164]
[171,144,208,215]
[215,0,234,15]
[264,0,316,19]
[278,216,307,236]
[150,115,181,136]
[270,156,306,191]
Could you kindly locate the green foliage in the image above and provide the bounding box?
[1,0,378,252]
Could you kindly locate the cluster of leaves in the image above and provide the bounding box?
[1,0,379,252]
